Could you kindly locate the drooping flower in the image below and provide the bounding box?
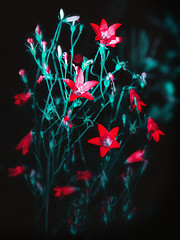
[62,115,74,129]
[147,117,165,142]
[15,131,33,155]
[130,89,146,113]
[14,92,31,106]
[76,170,93,181]
[87,124,120,157]
[8,166,26,177]
[37,75,44,84]
[125,149,145,164]
[90,19,123,47]
[63,68,99,101]
[53,186,76,197]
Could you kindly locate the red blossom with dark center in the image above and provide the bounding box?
[90,19,123,47]
[87,124,120,157]
[63,68,99,102]
[130,89,146,113]
[125,149,145,164]
[147,117,165,142]
[8,166,26,177]
[15,131,33,155]
[53,186,76,197]
[76,170,93,181]
[14,92,31,106]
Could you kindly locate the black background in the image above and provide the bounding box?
[1,0,179,239]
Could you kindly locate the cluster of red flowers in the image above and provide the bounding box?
[11,16,165,208]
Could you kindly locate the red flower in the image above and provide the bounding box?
[8,166,26,177]
[37,75,44,84]
[53,186,76,197]
[130,89,146,113]
[63,68,99,101]
[15,131,33,155]
[76,170,93,181]
[14,92,31,106]
[87,124,120,157]
[62,115,74,129]
[147,117,165,142]
[125,149,145,164]
[90,19,123,47]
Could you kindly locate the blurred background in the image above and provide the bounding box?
[1,0,179,239]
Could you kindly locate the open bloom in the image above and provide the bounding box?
[14,92,31,106]
[90,19,123,47]
[147,117,165,142]
[53,186,76,197]
[76,170,93,181]
[125,149,145,164]
[87,124,120,157]
[130,89,146,113]
[15,131,33,155]
[63,68,98,101]
[8,166,26,177]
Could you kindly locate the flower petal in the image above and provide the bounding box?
[110,140,120,148]
[107,23,122,37]
[75,68,84,87]
[152,131,159,142]
[107,36,123,47]
[63,79,75,90]
[83,80,99,92]
[70,92,79,102]
[90,23,101,37]
[66,16,80,22]
[109,127,119,140]
[98,124,109,138]
[100,146,109,157]
[100,19,108,31]
[87,137,101,146]
[158,130,165,135]
[81,92,94,100]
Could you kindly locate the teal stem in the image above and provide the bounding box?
[70,29,74,75]
[114,86,126,121]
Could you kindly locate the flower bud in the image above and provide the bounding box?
[59,8,64,20]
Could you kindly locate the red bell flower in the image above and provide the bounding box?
[53,186,76,197]
[76,170,93,181]
[15,131,33,155]
[130,89,146,113]
[90,19,123,47]
[8,166,26,177]
[125,149,145,164]
[14,92,31,106]
[87,124,120,157]
[147,117,165,142]
[63,68,99,101]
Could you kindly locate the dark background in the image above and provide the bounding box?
[1,0,179,239]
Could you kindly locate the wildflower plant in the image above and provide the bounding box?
[11,9,165,239]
